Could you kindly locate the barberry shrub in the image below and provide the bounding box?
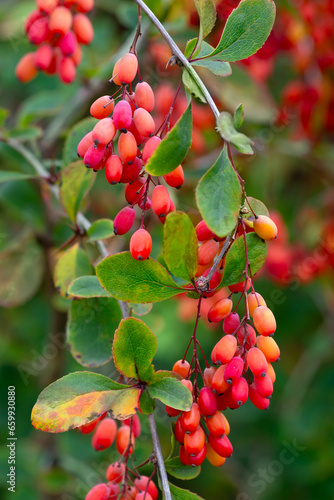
[5,0,282,499]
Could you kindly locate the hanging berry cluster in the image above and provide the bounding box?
[163,215,280,468]
[77,50,184,261]
[16,0,94,84]
[78,413,159,500]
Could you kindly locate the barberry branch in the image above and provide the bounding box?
[132,0,220,121]
[1,134,173,500]
[148,413,172,500]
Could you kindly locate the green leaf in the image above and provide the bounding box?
[169,483,205,500]
[67,297,122,367]
[145,104,193,176]
[234,104,244,129]
[216,111,254,155]
[185,39,232,77]
[59,161,95,223]
[163,211,198,282]
[0,171,38,184]
[63,117,97,167]
[196,146,242,237]
[165,458,201,480]
[54,243,92,297]
[0,233,44,308]
[182,70,206,103]
[68,275,112,298]
[31,371,135,433]
[208,0,276,61]
[139,388,156,415]
[222,233,267,286]
[147,371,181,384]
[5,126,43,142]
[129,302,153,316]
[195,0,217,48]
[113,318,157,381]
[96,252,184,304]
[147,378,192,411]
[87,219,114,242]
[244,196,269,217]
[186,291,201,299]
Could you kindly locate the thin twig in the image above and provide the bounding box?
[148,413,172,500]
[133,0,220,121]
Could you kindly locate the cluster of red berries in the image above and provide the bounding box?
[16,0,94,84]
[163,214,279,467]
[165,362,232,467]
[79,413,158,500]
[165,293,279,468]
[77,51,185,261]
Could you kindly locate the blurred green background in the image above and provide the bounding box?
[1,0,334,499]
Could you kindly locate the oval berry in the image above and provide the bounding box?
[117,53,138,84]
[231,377,249,406]
[151,185,171,218]
[172,359,190,378]
[256,336,280,362]
[135,81,155,112]
[73,13,94,44]
[16,53,38,83]
[253,306,276,336]
[253,215,278,241]
[206,411,226,438]
[49,7,73,36]
[247,347,268,378]
[222,312,240,335]
[118,131,137,164]
[113,100,133,130]
[106,462,125,483]
[92,417,117,451]
[85,483,110,500]
[163,165,184,189]
[184,426,205,456]
[180,403,201,433]
[208,433,233,458]
[134,476,158,500]
[113,206,136,235]
[223,357,244,384]
[142,136,161,163]
[247,292,267,317]
[92,118,116,145]
[133,108,155,137]
[90,96,114,119]
[195,220,214,241]
[105,154,123,184]
[84,143,106,169]
[116,425,135,455]
[212,335,237,365]
[130,228,152,260]
[208,297,233,323]
[198,387,217,417]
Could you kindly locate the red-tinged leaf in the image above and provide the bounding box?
[31,372,134,433]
